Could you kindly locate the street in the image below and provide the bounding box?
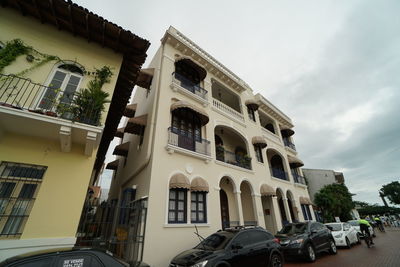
[285,227,400,267]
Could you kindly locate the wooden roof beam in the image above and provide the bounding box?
[49,0,60,30]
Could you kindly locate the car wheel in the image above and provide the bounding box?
[356,233,361,244]
[269,253,283,267]
[329,239,337,254]
[305,244,316,262]
[345,237,351,249]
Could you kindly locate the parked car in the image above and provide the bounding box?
[275,222,336,262]
[347,220,376,237]
[325,222,360,248]
[169,226,283,267]
[0,247,148,267]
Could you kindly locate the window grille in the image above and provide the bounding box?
[191,192,207,223]
[0,161,46,238]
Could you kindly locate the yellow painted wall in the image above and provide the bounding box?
[0,8,123,126]
[0,133,94,238]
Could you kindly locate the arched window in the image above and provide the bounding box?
[265,123,275,134]
[39,63,84,110]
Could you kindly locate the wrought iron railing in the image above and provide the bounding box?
[292,172,307,185]
[172,72,208,100]
[0,74,102,126]
[167,127,211,156]
[283,138,296,151]
[216,147,252,170]
[270,167,288,180]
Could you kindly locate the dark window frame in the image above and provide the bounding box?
[168,188,187,224]
[191,191,207,223]
[254,145,264,163]
[247,106,256,122]
[171,109,202,142]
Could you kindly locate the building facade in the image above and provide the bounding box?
[302,168,345,202]
[107,26,314,266]
[0,0,148,259]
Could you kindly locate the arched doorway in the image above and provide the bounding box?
[260,184,277,233]
[219,176,239,229]
[240,181,256,226]
[267,149,288,180]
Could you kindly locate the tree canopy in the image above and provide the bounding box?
[380,181,400,205]
[357,203,400,216]
[314,184,354,222]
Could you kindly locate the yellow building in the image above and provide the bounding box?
[0,0,149,259]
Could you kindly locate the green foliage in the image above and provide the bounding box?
[358,204,400,216]
[72,66,113,125]
[353,201,369,208]
[0,39,31,72]
[314,184,355,222]
[380,181,400,205]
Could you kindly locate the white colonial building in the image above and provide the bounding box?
[106,26,314,266]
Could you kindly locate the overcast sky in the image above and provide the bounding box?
[75,0,400,205]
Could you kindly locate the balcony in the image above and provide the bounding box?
[283,139,296,151]
[212,98,244,123]
[166,127,211,161]
[0,74,103,156]
[170,73,208,106]
[270,167,288,181]
[216,147,252,170]
[292,173,307,185]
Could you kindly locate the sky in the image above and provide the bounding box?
[75,0,400,205]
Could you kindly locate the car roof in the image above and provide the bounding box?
[0,247,112,265]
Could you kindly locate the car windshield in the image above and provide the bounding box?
[278,223,307,235]
[195,232,235,251]
[348,221,359,226]
[326,224,342,231]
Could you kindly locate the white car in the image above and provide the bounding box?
[347,220,376,237]
[325,222,360,248]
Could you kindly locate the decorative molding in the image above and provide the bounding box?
[165,144,212,163]
[170,79,209,107]
[163,223,210,228]
[85,131,97,156]
[59,126,71,152]
[214,160,255,174]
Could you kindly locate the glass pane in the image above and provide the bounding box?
[40,71,66,109]
[198,212,204,221]
[19,184,37,199]
[169,200,175,210]
[198,203,203,211]
[178,201,184,210]
[169,190,176,199]
[178,191,185,200]
[191,202,196,211]
[198,193,203,201]
[191,192,196,201]
[191,212,196,221]
[177,212,184,221]
[0,182,15,198]
[59,75,81,105]
[168,212,175,221]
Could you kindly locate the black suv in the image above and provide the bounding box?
[275,222,336,262]
[170,226,283,267]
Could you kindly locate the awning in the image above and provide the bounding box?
[260,184,276,196]
[125,114,147,135]
[136,68,154,89]
[288,155,304,168]
[300,196,313,205]
[115,127,125,138]
[113,142,130,157]
[123,103,137,118]
[170,101,209,125]
[169,173,190,190]
[191,177,209,192]
[252,136,267,148]
[105,159,119,170]
[176,58,207,81]
[245,99,259,111]
[281,128,295,137]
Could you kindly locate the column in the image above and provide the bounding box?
[252,193,266,228]
[271,196,283,232]
[308,204,316,221]
[282,197,293,223]
[234,191,244,226]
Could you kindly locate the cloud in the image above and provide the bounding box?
[269,0,400,204]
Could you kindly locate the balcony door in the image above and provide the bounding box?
[39,64,83,111]
[171,109,201,152]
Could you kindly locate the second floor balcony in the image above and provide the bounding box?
[167,127,211,157]
[216,146,252,170]
[292,172,307,185]
[283,138,296,151]
[270,167,288,181]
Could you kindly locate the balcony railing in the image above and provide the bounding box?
[167,127,211,156]
[0,74,102,126]
[216,147,252,170]
[283,139,296,151]
[270,167,288,180]
[212,98,244,122]
[292,172,307,185]
[172,72,208,100]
